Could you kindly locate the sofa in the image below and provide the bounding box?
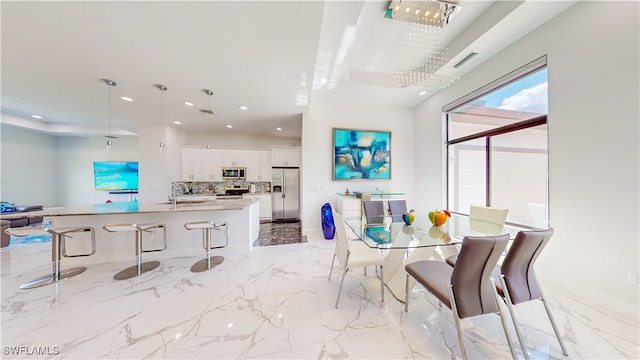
[1,204,44,247]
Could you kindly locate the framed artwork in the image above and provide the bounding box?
[333,128,391,180]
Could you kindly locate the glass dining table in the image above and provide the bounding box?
[343,213,525,302]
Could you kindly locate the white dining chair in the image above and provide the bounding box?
[329,210,385,308]
[470,205,509,225]
[443,205,509,266]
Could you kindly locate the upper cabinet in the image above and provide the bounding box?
[257,150,272,181]
[181,147,284,182]
[181,148,221,181]
[243,151,260,181]
[220,149,249,167]
[271,148,300,167]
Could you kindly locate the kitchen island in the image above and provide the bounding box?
[1,198,259,265]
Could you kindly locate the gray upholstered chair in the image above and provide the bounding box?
[362,200,385,225]
[387,200,407,222]
[496,228,568,358]
[404,234,517,360]
[329,211,385,308]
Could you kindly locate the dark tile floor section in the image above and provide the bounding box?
[253,220,307,247]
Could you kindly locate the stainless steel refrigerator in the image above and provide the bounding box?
[271,167,300,220]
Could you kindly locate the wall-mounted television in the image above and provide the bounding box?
[94,161,139,191]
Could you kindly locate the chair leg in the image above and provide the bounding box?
[447,284,468,360]
[500,275,530,360]
[335,268,349,308]
[404,274,410,312]
[379,265,384,303]
[328,253,336,281]
[539,287,569,356]
[491,279,519,360]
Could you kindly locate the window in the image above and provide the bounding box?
[445,56,549,228]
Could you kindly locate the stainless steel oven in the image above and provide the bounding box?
[221,167,246,180]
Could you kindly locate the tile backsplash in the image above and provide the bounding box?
[172,181,271,195]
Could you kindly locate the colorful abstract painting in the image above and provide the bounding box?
[333,128,391,180]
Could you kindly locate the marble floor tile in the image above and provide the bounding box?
[1,234,638,359]
[253,220,307,247]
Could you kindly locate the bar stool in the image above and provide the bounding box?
[184,221,228,272]
[103,223,167,280]
[5,226,96,290]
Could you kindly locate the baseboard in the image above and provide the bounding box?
[303,228,326,241]
[537,269,639,323]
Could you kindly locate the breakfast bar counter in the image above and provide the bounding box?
[1,199,260,265]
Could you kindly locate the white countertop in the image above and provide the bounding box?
[0,198,258,218]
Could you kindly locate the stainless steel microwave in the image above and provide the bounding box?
[221,167,246,180]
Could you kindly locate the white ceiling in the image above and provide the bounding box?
[0,1,575,140]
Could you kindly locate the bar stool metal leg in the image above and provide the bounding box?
[5,226,95,290]
[184,221,227,273]
[103,223,163,280]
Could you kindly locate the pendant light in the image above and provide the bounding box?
[102,78,117,152]
[200,89,215,116]
[156,84,168,154]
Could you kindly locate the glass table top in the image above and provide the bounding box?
[343,213,525,249]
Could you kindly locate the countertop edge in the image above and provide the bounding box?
[0,199,258,218]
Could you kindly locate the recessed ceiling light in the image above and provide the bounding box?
[184,101,194,107]
[239,105,248,110]
[31,114,43,119]
[121,96,133,102]
[276,128,282,131]
[173,121,182,125]
[419,90,427,96]
[226,125,233,128]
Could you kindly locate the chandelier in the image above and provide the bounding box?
[384,1,462,89]
[384,0,461,28]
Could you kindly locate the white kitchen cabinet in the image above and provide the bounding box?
[221,149,250,167]
[258,150,272,181]
[181,148,221,181]
[244,151,261,181]
[271,148,300,167]
[201,149,222,181]
[243,193,272,221]
[181,148,198,181]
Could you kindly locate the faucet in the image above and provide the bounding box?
[172,182,190,209]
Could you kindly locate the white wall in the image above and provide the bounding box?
[56,136,139,206]
[301,99,415,234]
[414,1,639,307]
[0,125,58,206]
[136,123,186,203]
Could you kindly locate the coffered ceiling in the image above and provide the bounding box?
[0,1,575,140]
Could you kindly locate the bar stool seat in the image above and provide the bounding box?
[5,226,96,290]
[184,221,228,272]
[103,223,166,280]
